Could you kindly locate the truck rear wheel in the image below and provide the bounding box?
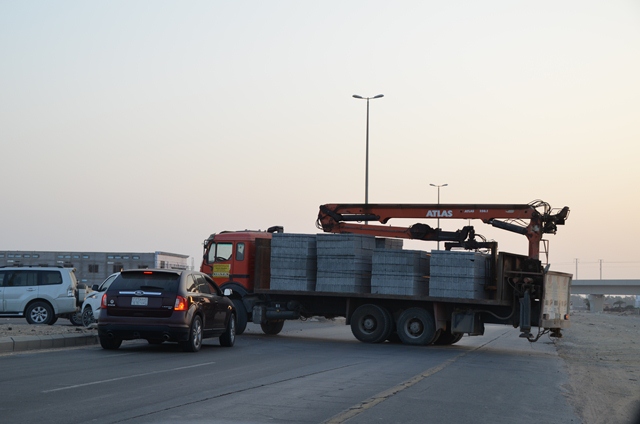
[261,320,284,335]
[350,304,393,343]
[232,299,248,335]
[396,307,437,346]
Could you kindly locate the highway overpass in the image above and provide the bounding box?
[571,279,640,312]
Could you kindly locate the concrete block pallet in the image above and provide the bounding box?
[429,250,490,300]
[371,249,430,296]
[270,233,317,292]
[316,234,375,293]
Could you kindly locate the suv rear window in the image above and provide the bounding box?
[110,272,180,293]
[40,271,63,285]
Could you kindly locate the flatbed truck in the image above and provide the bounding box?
[201,200,572,345]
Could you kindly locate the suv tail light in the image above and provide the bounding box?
[101,293,108,308]
[174,295,187,311]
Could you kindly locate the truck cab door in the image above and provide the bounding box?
[208,242,234,286]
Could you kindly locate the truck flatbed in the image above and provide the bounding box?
[253,288,513,307]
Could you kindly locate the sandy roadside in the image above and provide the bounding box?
[556,311,640,424]
[0,319,95,337]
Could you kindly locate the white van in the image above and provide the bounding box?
[0,267,79,324]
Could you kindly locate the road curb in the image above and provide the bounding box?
[0,333,99,353]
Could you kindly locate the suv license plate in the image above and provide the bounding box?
[131,297,148,306]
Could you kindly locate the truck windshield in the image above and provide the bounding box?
[208,242,233,262]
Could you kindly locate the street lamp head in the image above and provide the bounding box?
[353,94,383,100]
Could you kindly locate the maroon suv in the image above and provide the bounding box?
[98,269,236,352]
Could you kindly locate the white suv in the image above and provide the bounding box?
[0,266,79,325]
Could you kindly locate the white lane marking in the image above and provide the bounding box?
[42,362,216,393]
[323,330,510,424]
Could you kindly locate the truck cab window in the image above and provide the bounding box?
[209,242,233,262]
[236,243,245,261]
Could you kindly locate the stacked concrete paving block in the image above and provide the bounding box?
[375,237,404,250]
[429,250,490,299]
[269,233,317,291]
[371,249,430,296]
[316,234,375,293]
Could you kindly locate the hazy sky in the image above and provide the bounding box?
[1,1,639,279]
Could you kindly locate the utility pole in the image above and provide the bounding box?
[599,259,603,280]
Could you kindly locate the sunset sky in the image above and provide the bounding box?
[2,1,639,279]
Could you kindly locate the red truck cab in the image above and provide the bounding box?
[200,226,283,334]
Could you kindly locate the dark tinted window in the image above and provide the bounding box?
[203,275,222,296]
[40,271,63,286]
[0,272,5,287]
[186,275,199,293]
[194,275,212,294]
[110,272,180,293]
[7,271,37,287]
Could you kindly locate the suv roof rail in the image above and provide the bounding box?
[0,265,65,269]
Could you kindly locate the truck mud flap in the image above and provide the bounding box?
[451,311,484,336]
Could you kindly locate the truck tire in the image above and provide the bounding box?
[260,320,284,335]
[232,299,248,335]
[350,304,393,344]
[433,330,463,346]
[396,307,437,346]
[25,302,55,325]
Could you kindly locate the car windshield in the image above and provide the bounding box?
[99,275,118,291]
[110,273,180,293]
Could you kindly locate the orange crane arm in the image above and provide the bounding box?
[317,201,569,260]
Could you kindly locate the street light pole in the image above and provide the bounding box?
[429,183,448,250]
[353,94,384,206]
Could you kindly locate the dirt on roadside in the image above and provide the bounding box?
[0,319,95,337]
[556,311,640,424]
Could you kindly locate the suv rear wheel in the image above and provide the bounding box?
[182,316,203,352]
[100,335,122,350]
[25,302,55,325]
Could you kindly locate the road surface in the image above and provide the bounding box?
[0,319,578,423]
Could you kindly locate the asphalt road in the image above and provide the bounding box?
[0,320,579,424]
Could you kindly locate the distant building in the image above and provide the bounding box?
[0,250,189,288]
